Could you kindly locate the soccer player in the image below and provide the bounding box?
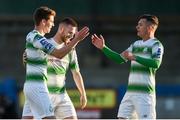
[91,14,164,119]
[22,6,89,119]
[47,18,87,119]
[23,18,87,119]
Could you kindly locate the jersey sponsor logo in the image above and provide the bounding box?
[40,39,54,51]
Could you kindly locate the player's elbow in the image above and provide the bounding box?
[55,54,65,59]
[50,50,65,59]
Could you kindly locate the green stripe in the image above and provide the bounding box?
[131,65,150,73]
[69,63,78,70]
[34,34,43,42]
[152,53,161,59]
[26,42,38,50]
[127,84,155,93]
[32,30,38,34]
[48,86,66,94]
[130,65,156,75]
[47,67,66,75]
[132,47,152,54]
[152,53,157,58]
[27,59,47,65]
[26,74,47,81]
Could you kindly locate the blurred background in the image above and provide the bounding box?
[0,0,180,119]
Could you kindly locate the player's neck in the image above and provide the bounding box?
[34,26,45,36]
[142,33,155,41]
[53,34,63,44]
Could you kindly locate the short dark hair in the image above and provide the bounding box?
[139,14,159,26]
[60,17,78,27]
[33,6,56,26]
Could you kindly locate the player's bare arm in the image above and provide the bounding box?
[91,34,105,50]
[92,34,126,64]
[51,26,89,59]
[72,71,87,109]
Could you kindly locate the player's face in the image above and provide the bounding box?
[43,15,55,34]
[136,19,149,38]
[61,25,77,44]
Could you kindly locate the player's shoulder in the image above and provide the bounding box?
[27,30,38,37]
[152,38,163,47]
[134,39,142,43]
[131,39,142,46]
[26,30,43,42]
[34,33,44,41]
[71,48,77,54]
[68,48,77,60]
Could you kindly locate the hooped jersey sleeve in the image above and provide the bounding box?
[152,42,164,61]
[69,48,80,71]
[32,34,55,54]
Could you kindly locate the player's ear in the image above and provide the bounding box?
[60,27,64,33]
[75,27,78,32]
[58,24,64,33]
[42,19,46,26]
[147,25,153,32]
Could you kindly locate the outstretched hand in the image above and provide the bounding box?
[91,34,105,50]
[74,26,89,42]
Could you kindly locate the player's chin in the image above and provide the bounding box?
[137,32,141,37]
[46,29,51,33]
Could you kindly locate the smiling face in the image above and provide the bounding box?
[33,6,56,35]
[60,24,77,44]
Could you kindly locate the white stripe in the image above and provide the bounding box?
[26,65,47,75]
[129,72,152,85]
[47,74,66,87]
[27,49,47,60]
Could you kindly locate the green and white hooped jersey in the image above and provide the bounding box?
[25,30,55,82]
[126,38,164,93]
[47,38,79,94]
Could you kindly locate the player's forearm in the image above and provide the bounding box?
[76,79,86,96]
[135,56,161,68]
[102,45,126,64]
[51,39,79,59]
[73,72,86,96]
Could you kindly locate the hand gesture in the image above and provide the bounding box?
[74,26,89,42]
[91,34,105,50]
